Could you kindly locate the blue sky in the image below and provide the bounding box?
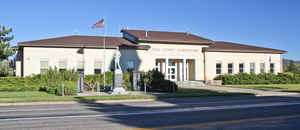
[2,0,300,60]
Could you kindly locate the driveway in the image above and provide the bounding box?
[198,85,299,96]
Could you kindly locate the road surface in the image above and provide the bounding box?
[1,95,300,130]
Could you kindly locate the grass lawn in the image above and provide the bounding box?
[0,88,252,103]
[225,84,300,93]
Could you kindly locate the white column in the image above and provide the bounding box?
[186,62,189,80]
[183,58,186,81]
[166,58,169,80]
[15,61,21,77]
[162,62,165,73]
[179,61,183,81]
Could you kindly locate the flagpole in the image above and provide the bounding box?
[103,21,106,89]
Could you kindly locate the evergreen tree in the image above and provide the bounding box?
[0,25,14,61]
[287,60,298,73]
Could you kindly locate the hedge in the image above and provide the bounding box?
[141,70,178,92]
[0,77,41,91]
[214,72,300,85]
[0,68,78,96]
[0,69,177,95]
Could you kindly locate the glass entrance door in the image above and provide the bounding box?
[168,61,177,81]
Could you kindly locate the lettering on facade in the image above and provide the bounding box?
[151,48,199,52]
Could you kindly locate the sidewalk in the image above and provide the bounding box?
[199,85,299,96]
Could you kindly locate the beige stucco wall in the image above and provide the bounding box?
[23,47,116,76]
[132,43,208,80]
[23,43,207,80]
[204,52,283,80]
[23,46,283,81]
[83,48,115,75]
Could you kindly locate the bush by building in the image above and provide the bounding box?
[141,70,178,92]
[0,68,78,96]
[0,68,177,96]
[214,72,300,85]
[84,71,133,91]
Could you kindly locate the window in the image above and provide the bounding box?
[250,63,255,73]
[216,63,222,74]
[40,59,49,74]
[59,60,67,72]
[94,60,102,74]
[260,63,265,73]
[228,63,233,74]
[270,63,275,73]
[127,60,135,71]
[239,63,244,73]
[77,60,84,74]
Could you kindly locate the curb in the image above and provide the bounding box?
[0,99,157,106]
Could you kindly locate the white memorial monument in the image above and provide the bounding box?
[112,47,127,94]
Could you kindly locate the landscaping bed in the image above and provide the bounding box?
[0,88,252,103]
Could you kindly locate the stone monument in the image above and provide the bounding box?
[112,47,127,94]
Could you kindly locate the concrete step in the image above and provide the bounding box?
[176,81,205,87]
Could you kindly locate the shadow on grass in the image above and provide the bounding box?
[73,88,254,103]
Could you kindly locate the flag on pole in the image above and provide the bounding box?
[92,19,104,28]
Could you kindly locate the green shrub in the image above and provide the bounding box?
[0,62,9,77]
[123,72,133,91]
[141,70,177,92]
[85,72,113,87]
[0,68,79,96]
[215,72,300,85]
[0,76,40,91]
[56,81,77,96]
[84,72,133,91]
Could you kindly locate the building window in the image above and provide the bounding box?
[239,63,244,73]
[250,63,255,73]
[127,60,135,71]
[59,60,67,72]
[228,63,233,74]
[260,63,265,73]
[77,60,84,74]
[94,60,102,74]
[216,63,222,74]
[40,59,49,74]
[270,63,275,73]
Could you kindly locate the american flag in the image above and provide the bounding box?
[92,19,104,28]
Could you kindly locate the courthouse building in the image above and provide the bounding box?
[15,29,286,81]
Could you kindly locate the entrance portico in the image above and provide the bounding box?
[154,56,197,81]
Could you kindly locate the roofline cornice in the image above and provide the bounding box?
[137,39,213,45]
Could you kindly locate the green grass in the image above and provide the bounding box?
[0,88,252,103]
[225,84,300,93]
[0,91,55,98]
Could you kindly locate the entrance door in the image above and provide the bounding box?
[168,61,177,81]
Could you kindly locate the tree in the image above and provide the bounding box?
[0,25,14,61]
[287,60,298,73]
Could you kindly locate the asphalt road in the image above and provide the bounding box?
[1,95,300,130]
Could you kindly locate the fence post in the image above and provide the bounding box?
[62,83,64,96]
[144,83,146,94]
[97,81,100,94]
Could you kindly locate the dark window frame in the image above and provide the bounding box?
[239,63,244,73]
[270,63,275,73]
[216,63,222,74]
[228,63,233,74]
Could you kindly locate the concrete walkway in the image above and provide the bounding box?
[192,86,299,96]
